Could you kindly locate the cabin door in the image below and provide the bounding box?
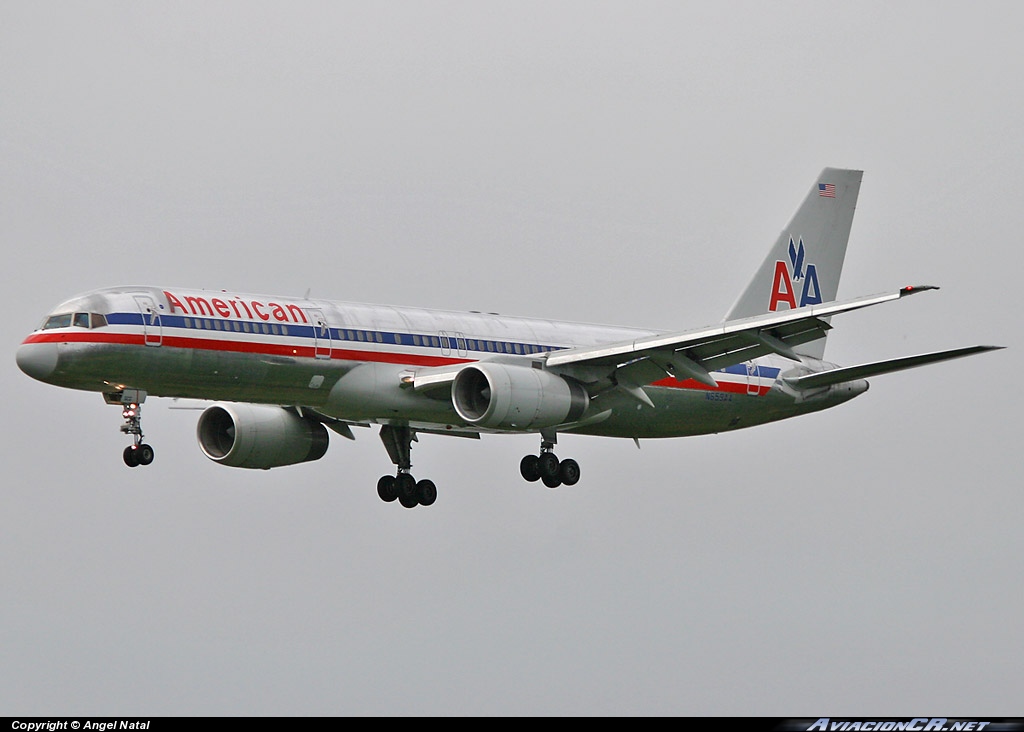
[306,308,332,360]
[133,295,162,347]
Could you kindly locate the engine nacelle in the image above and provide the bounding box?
[196,403,329,469]
[452,363,589,431]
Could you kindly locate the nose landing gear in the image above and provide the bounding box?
[107,389,155,467]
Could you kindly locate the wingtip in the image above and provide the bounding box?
[899,285,940,297]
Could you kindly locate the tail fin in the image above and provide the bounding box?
[724,168,863,359]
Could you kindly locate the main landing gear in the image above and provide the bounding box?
[115,391,155,468]
[519,437,580,489]
[376,424,437,508]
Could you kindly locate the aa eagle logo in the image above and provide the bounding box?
[769,236,823,311]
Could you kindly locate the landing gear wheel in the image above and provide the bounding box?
[542,473,562,489]
[399,492,419,509]
[520,454,541,482]
[396,473,417,501]
[537,451,560,479]
[377,475,398,502]
[417,479,437,507]
[137,444,155,466]
[559,458,580,486]
[123,445,140,467]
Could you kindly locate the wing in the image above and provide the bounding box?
[542,286,939,402]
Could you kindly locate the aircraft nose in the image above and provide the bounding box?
[16,341,58,381]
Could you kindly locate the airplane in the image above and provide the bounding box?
[16,168,1002,508]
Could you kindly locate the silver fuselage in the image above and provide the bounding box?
[17,286,866,439]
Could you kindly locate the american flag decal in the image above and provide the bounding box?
[818,183,836,198]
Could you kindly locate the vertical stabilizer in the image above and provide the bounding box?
[724,168,862,359]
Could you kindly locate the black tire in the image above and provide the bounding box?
[559,458,580,486]
[520,454,541,482]
[377,475,398,502]
[399,492,419,508]
[123,446,140,467]
[537,452,560,479]
[396,473,417,500]
[417,479,437,507]
[137,444,155,466]
[542,473,562,489]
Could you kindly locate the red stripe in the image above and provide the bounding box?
[21,331,471,368]
[651,376,770,396]
[23,331,771,391]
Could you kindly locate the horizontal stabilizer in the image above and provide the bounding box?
[783,345,1004,391]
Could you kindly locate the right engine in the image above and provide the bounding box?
[451,363,589,431]
[196,403,330,470]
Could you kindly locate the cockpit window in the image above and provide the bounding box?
[41,312,107,330]
[42,313,73,330]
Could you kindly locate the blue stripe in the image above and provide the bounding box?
[104,312,567,355]
[720,364,781,378]
[105,312,781,371]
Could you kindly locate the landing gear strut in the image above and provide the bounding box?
[112,390,155,468]
[376,424,437,508]
[520,435,580,489]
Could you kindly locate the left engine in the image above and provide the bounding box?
[196,403,329,469]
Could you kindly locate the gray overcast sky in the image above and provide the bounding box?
[2,1,1020,716]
